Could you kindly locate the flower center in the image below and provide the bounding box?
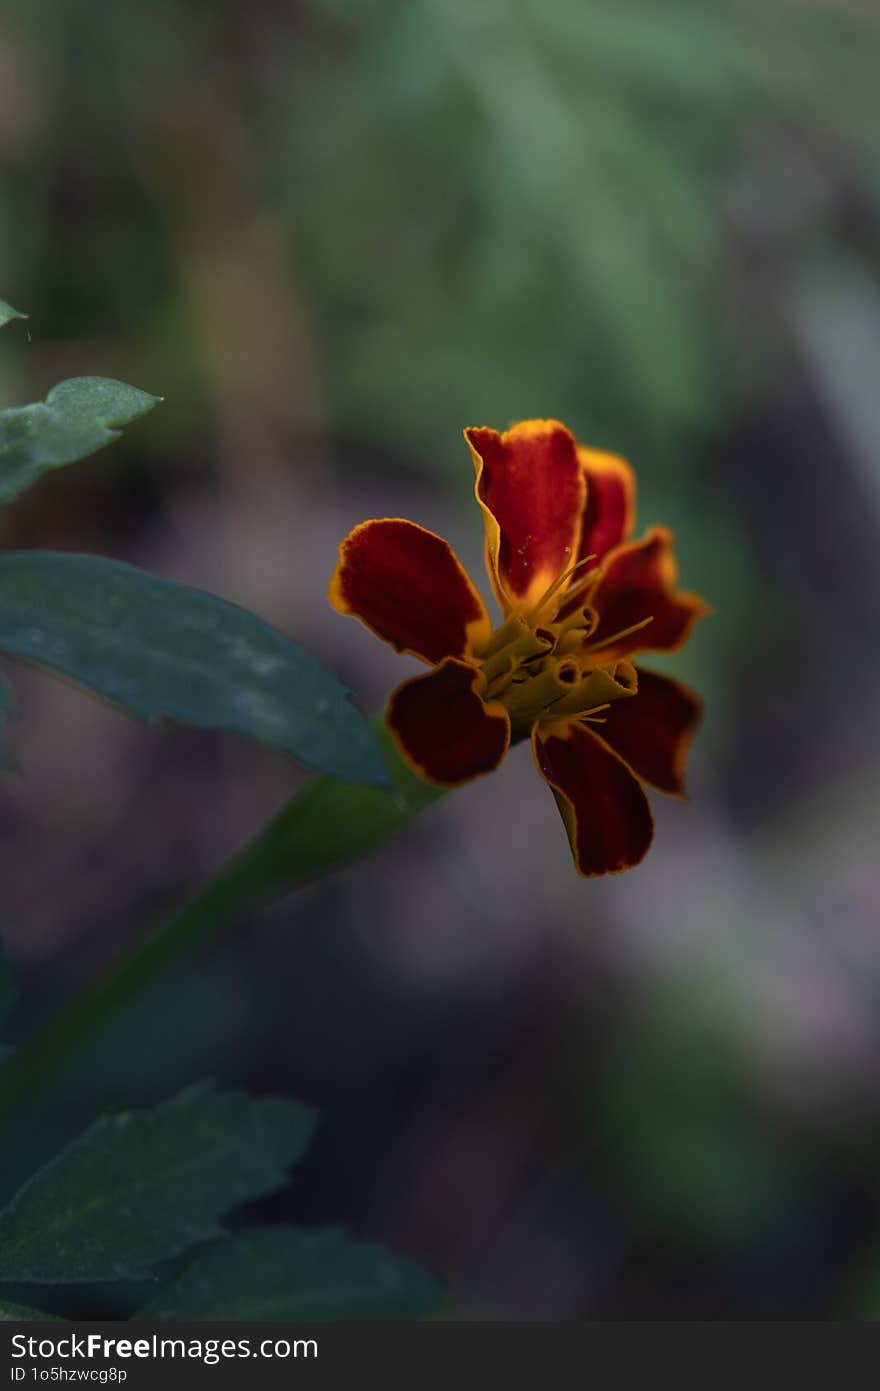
[472,555,650,739]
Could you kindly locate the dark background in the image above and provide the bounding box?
[2,0,880,1319]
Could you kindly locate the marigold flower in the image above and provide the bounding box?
[329,419,709,876]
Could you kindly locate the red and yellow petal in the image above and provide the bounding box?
[587,526,709,659]
[387,657,511,787]
[465,420,585,614]
[533,718,654,876]
[329,518,491,665]
[595,668,701,797]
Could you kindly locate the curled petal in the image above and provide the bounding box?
[587,526,709,659]
[546,659,638,720]
[597,668,701,797]
[533,718,653,876]
[387,657,510,787]
[466,420,585,613]
[329,518,491,664]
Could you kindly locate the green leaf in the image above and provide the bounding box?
[0,377,159,505]
[0,551,388,786]
[0,1085,318,1284]
[0,1299,59,1320]
[138,1226,442,1321]
[0,300,26,329]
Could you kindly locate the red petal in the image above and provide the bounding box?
[587,526,709,658]
[578,446,636,562]
[329,519,491,664]
[387,658,510,787]
[597,668,702,797]
[557,447,637,620]
[466,420,585,612]
[533,718,654,876]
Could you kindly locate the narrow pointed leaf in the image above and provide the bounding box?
[0,300,26,329]
[0,376,159,504]
[138,1226,442,1321]
[0,551,388,785]
[0,1086,318,1283]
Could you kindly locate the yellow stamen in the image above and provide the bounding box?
[584,615,653,655]
[526,552,597,622]
[556,565,602,612]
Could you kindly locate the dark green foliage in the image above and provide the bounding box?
[0,300,26,329]
[138,1225,442,1321]
[0,1086,317,1283]
[0,551,388,786]
[0,377,160,505]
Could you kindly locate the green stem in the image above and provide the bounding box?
[0,726,445,1123]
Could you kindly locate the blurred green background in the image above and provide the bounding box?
[2,0,880,1319]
